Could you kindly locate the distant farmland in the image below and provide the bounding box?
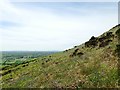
[1,51,58,65]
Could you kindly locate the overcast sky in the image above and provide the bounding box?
[0,0,118,51]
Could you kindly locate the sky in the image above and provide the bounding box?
[0,0,118,51]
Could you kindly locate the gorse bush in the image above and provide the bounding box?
[115,27,120,86]
[116,28,120,43]
[115,29,120,56]
[116,29,120,37]
[116,45,120,56]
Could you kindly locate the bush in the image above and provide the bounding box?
[116,29,120,43]
[116,29,120,37]
[115,28,120,57]
[116,26,120,86]
[85,36,98,47]
[116,44,120,56]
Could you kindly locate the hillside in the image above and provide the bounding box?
[1,25,120,88]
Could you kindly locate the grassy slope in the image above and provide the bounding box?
[1,25,120,88]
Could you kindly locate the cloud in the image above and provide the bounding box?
[0,0,118,51]
[7,0,120,2]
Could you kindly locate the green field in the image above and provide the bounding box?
[0,51,57,69]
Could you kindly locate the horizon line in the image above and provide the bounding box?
[0,50,62,52]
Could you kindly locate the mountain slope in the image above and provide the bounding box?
[1,25,120,88]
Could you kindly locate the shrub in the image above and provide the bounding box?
[116,44,120,56]
[106,32,114,39]
[85,36,98,47]
[74,49,79,52]
[115,28,120,56]
[77,52,84,57]
[74,46,77,48]
[116,29,120,37]
[116,29,120,43]
[115,28,120,85]
[99,40,112,48]
[72,49,79,56]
